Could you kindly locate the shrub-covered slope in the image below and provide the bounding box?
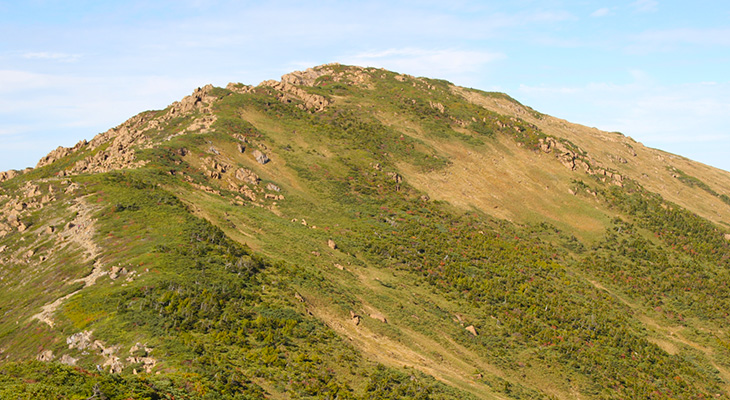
[2,64,730,399]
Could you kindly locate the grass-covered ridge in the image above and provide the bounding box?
[2,64,730,399]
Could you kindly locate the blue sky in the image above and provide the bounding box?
[1,0,729,172]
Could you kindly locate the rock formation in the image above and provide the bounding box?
[253,149,269,164]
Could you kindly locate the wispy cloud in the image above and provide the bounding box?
[590,8,612,17]
[22,52,82,62]
[631,0,659,13]
[342,48,505,83]
[635,28,730,46]
[0,126,29,136]
[523,10,577,23]
[626,28,730,53]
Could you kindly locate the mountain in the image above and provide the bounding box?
[2,63,730,399]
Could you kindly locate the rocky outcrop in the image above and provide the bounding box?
[255,64,372,112]
[67,330,95,350]
[429,101,445,113]
[203,157,230,179]
[282,64,371,87]
[104,356,125,374]
[148,85,219,137]
[259,79,330,112]
[0,182,58,240]
[37,113,150,177]
[42,85,221,176]
[65,331,155,374]
[169,84,218,115]
[37,350,55,362]
[127,343,157,373]
[36,140,87,169]
[281,67,332,86]
[253,149,269,164]
[225,82,254,94]
[236,185,257,202]
[0,170,19,182]
[538,137,623,187]
[235,168,260,185]
[59,354,78,365]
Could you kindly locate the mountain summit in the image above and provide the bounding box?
[2,64,730,399]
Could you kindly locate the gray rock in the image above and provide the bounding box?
[253,149,269,165]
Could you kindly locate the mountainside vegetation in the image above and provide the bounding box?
[2,64,730,399]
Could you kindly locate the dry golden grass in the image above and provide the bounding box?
[397,134,613,243]
[454,87,730,228]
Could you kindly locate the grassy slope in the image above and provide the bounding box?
[2,65,730,399]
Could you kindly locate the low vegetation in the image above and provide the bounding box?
[2,64,730,399]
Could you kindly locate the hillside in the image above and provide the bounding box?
[2,63,730,399]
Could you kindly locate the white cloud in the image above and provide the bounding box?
[0,70,71,91]
[631,0,658,13]
[626,28,730,54]
[342,48,505,84]
[523,10,577,23]
[635,28,730,46]
[22,52,82,62]
[590,8,612,17]
[0,126,29,136]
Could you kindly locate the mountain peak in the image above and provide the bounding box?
[2,65,730,399]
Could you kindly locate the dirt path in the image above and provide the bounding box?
[305,298,506,400]
[31,196,106,328]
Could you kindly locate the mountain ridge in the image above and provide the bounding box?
[2,63,730,399]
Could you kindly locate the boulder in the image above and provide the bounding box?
[36,146,74,168]
[465,325,478,336]
[37,350,54,362]
[67,330,94,350]
[7,213,19,226]
[350,310,361,325]
[235,168,260,185]
[0,170,19,182]
[59,354,78,366]
[369,312,387,324]
[253,149,269,164]
[104,356,124,374]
